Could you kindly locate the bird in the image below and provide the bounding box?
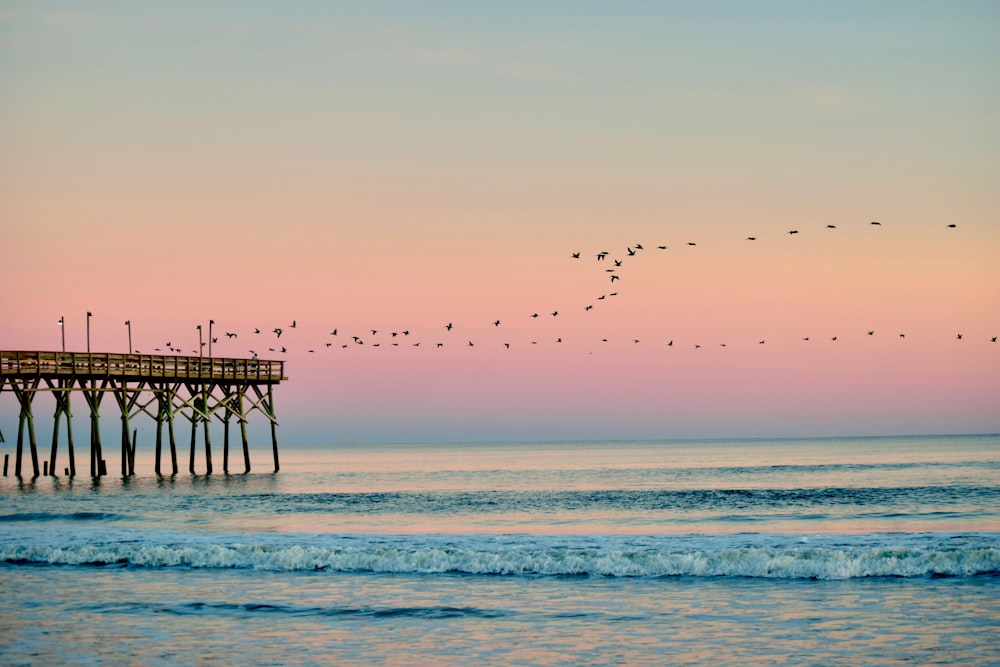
[468,341,474,346]
[531,313,539,318]
[868,331,875,336]
[832,337,838,341]
[826,225,836,229]
[597,252,608,261]
[290,320,297,328]
[280,346,286,353]
[667,340,673,347]
[789,230,799,235]
[493,320,501,327]
[657,245,667,249]
[226,332,237,339]
[759,340,765,344]
[437,343,444,348]
[633,339,640,344]
[165,341,172,347]
[325,342,332,347]
[746,237,756,241]
[803,337,810,341]
[634,243,644,250]
[254,328,261,334]
[947,224,957,228]
[871,221,881,226]
[212,337,218,343]
[552,311,558,317]
[626,247,635,256]
[694,344,701,349]
[614,259,622,267]
[899,334,906,338]
[610,275,620,282]
[371,329,377,335]
[585,305,593,311]
[330,329,337,336]
[446,323,453,330]
[571,252,580,258]
[273,328,282,338]
[991,337,997,343]
[687,242,697,246]
[957,334,963,340]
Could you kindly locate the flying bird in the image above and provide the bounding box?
[290,320,297,328]
[947,224,957,228]
[446,323,453,330]
[746,237,756,241]
[571,252,580,258]
[493,320,501,327]
[789,230,799,235]
[225,332,237,339]
[687,242,697,246]
[826,225,836,229]
[273,328,282,338]
[870,221,881,226]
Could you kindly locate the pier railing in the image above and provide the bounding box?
[0,350,285,384]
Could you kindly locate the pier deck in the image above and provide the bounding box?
[1,350,286,478]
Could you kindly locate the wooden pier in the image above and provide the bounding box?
[0,351,286,478]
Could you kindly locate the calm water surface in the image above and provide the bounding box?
[2,435,998,665]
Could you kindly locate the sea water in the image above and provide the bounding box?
[1,435,998,665]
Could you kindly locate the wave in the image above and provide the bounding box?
[2,536,997,580]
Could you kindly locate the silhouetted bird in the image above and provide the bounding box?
[597,252,608,261]
[871,221,881,226]
[226,332,237,338]
[331,329,337,335]
[746,237,756,241]
[552,311,558,316]
[531,313,539,318]
[571,252,580,258]
[657,245,667,249]
[273,328,282,338]
[992,337,997,343]
[504,343,510,349]
[789,230,799,235]
[610,275,620,282]
[868,331,875,336]
[667,341,673,347]
[446,323,453,330]
[826,225,836,229]
[687,242,697,246]
[957,334,963,340]
[254,328,260,334]
[947,224,957,228]
[290,320,297,328]
[494,320,501,327]
[634,244,644,250]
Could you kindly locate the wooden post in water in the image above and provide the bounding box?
[269,384,279,472]
[238,390,251,473]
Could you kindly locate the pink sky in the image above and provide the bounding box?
[1,3,998,442]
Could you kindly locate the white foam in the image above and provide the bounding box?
[2,533,998,579]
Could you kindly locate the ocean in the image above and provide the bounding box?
[1,434,998,665]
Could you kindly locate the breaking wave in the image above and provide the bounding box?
[2,533,997,580]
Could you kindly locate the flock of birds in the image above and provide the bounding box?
[141,221,994,358]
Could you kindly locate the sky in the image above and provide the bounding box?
[1,1,998,444]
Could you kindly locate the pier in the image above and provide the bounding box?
[0,351,286,478]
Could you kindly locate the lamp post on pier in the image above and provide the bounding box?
[125,320,132,354]
[58,316,65,352]
[197,325,203,359]
[86,311,92,353]
[208,319,214,357]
